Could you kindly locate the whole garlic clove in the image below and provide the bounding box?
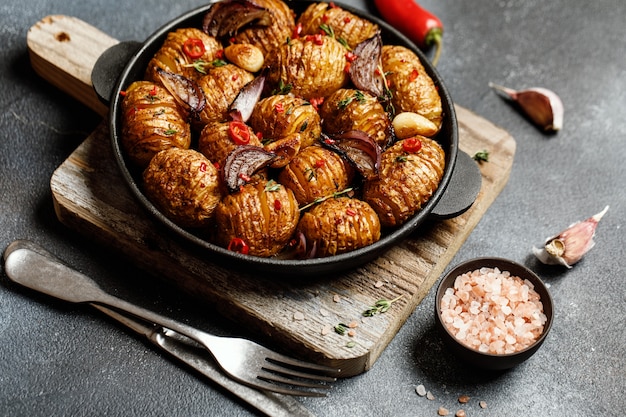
[533,206,609,268]
[489,82,564,132]
[224,43,265,73]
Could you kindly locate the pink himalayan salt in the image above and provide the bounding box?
[440,267,547,355]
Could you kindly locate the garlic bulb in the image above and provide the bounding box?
[533,206,609,268]
[489,83,564,132]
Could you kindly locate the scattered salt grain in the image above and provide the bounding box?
[415,384,427,397]
[321,324,332,336]
[293,311,304,321]
[479,400,488,409]
[440,267,547,354]
[458,395,470,404]
[374,280,384,288]
[437,406,449,416]
[333,294,342,303]
[455,410,466,417]
[426,391,435,401]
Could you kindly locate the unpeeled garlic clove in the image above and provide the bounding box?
[533,206,609,268]
[489,82,564,132]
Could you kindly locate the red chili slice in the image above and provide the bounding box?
[402,137,423,153]
[228,121,251,145]
[183,38,206,59]
[227,237,250,254]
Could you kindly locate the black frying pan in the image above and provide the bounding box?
[92,1,481,277]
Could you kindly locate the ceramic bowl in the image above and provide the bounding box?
[435,257,554,370]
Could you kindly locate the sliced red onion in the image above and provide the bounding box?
[155,68,206,117]
[321,131,382,179]
[349,33,384,98]
[222,145,276,193]
[228,75,266,123]
[202,0,272,39]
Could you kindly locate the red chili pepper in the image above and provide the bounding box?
[199,162,207,172]
[273,199,282,210]
[228,121,251,145]
[402,137,423,153]
[346,208,357,216]
[373,0,443,66]
[183,38,206,59]
[227,237,250,255]
[292,22,303,39]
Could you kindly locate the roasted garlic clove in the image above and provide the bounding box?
[489,83,564,132]
[224,43,265,73]
[533,206,609,268]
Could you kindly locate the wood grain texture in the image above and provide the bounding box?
[50,108,515,376]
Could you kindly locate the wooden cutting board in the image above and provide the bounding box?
[30,15,516,376]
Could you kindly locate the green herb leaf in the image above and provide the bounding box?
[299,188,354,211]
[264,180,281,192]
[334,323,349,335]
[362,295,403,317]
[164,129,177,135]
[473,150,489,163]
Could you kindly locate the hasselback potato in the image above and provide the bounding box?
[278,145,354,206]
[265,36,348,100]
[232,0,296,57]
[249,95,322,149]
[297,197,381,257]
[196,64,255,126]
[381,45,443,129]
[297,2,379,49]
[319,88,392,147]
[363,136,445,228]
[121,81,191,168]
[198,120,264,168]
[145,28,223,82]
[215,180,300,257]
[143,148,222,228]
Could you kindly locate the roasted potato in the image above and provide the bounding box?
[363,136,445,228]
[381,45,443,129]
[297,2,379,49]
[265,36,348,100]
[278,145,354,206]
[319,88,392,147]
[198,121,264,169]
[233,0,296,57]
[215,180,300,257]
[249,95,322,149]
[196,64,255,126]
[143,148,222,228]
[121,81,191,168]
[297,197,381,257]
[145,28,223,82]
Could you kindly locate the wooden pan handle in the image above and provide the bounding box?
[27,15,119,117]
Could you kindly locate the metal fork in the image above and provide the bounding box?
[3,240,340,397]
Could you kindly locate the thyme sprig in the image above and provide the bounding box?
[299,188,354,211]
[362,295,403,317]
[473,150,490,163]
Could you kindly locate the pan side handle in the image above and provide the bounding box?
[27,15,121,117]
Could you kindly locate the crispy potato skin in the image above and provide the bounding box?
[121,81,191,168]
[143,148,222,228]
[249,95,322,149]
[278,145,354,206]
[145,28,223,82]
[298,197,381,257]
[233,0,296,57]
[297,3,379,49]
[319,88,392,147]
[381,45,443,129]
[196,64,255,126]
[265,37,348,100]
[215,180,300,257]
[363,136,445,228]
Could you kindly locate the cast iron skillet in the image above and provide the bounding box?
[94,1,480,277]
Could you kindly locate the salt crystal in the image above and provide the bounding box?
[415,384,427,396]
[426,391,435,400]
